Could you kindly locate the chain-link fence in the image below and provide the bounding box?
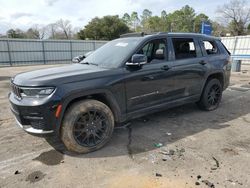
[0,39,106,66]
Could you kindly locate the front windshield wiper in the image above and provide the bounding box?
[81,62,98,66]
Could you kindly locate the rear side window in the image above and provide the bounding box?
[201,40,219,55]
[172,38,197,60]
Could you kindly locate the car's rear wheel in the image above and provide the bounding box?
[197,78,222,111]
[61,99,114,153]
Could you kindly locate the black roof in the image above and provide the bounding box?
[120,32,220,40]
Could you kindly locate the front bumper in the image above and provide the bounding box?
[14,117,54,134]
[9,92,60,134]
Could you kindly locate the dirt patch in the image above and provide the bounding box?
[221,148,239,156]
[0,118,13,125]
[26,171,46,183]
[106,174,188,188]
[33,150,64,166]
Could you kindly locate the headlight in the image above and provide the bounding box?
[20,87,55,98]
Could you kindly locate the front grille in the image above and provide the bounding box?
[11,83,22,99]
[30,119,46,130]
[23,116,46,130]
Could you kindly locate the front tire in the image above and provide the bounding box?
[61,99,114,153]
[197,78,222,111]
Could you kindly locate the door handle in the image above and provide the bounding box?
[199,60,207,65]
[161,65,170,71]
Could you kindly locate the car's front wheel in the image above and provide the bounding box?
[197,78,222,111]
[61,99,114,153]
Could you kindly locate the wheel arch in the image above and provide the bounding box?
[203,71,225,91]
[55,89,122,135]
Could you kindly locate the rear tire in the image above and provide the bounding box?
[197,78,222,111]
[61,99,114,153]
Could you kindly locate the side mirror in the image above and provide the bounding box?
[72,55,85,63]
[72,51,93,63]
[126,54,147,66]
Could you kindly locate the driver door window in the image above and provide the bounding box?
[138,39,167,63]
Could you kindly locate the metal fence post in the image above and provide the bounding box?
[232,36,238,55]
[6,39,12,66]
[42,40,46,64]
[70,40,73,60]
[93,41,96,50]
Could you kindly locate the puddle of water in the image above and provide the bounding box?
[33,150,64,166]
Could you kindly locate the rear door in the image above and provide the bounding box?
[168,37,207,98]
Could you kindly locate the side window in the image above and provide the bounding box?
[142,43,154,57]
[137,39,166,63]
[202,40,219,55]
[172,38,197,60]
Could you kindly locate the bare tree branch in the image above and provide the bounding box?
[56,19,72,39]
[217,0,250,35]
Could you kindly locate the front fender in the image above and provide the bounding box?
[54,88,123,135]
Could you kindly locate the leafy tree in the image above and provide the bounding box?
[161,10,167,18]
[131,12,140,31]
[7,29,25,38]
[168,5,195,32]
[247,23,250,34]
[160,10,170,32]
[25,28,40,39]
[146,16,163,32]
[141,9,152,31]
[81,15,129,40]
[194,13,209,33]
[77,29,85,40]
[122,13,131,27]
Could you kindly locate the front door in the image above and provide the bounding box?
[124,38,178,112]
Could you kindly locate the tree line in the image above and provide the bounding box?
[4,19,76,40]
[2,0,250,40]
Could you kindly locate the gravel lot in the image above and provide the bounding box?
[0,64,250,188]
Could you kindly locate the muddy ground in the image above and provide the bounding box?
[0,64,250,188]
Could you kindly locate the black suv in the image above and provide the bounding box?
[9,32,231,153]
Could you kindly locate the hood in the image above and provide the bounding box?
[13,64,108,86]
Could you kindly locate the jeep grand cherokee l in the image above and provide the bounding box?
[9,32,231,153]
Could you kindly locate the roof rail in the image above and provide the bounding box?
[120,32,145,38]
[156,32,168,35]
[120,32,169,38]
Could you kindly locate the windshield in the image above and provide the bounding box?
[81,38,142,68]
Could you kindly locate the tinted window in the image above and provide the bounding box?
[82,37,143,68]
[202,40,219,55]
[172,38,197,60]
[137,39,166,63]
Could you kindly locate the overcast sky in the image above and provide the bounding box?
[0,0,230,34]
